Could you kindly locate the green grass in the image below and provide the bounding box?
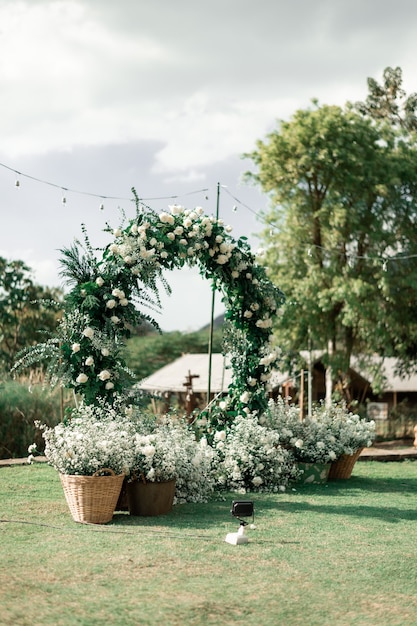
[1,462,417,626]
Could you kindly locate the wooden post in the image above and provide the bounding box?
[183,370,200,419]
[299,369,304,420]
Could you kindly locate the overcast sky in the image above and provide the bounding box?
[1,0,416,331]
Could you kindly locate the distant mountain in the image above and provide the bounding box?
[198,313,225,332]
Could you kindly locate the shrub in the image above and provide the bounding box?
[0,380,63,459]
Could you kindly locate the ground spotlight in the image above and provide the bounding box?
[225,500,254,545]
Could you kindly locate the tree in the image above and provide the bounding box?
[244,68,417,404]
[0,257,62,374]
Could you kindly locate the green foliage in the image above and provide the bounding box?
[245,66,417,399]
[0,380,63,459]
[354,65,417,132]
[0,256,62,373]
[126,328,223,380]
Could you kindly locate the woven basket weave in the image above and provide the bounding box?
[60,469,125,524]
[328,448,364,480]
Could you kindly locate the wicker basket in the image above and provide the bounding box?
[328,448,364,480]
[60,468,125,524]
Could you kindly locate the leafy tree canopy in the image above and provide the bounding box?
[0,257,62,374]
[244,67,417,402]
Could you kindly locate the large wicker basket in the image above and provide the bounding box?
[60,469,125,524]
[328,448,364,480]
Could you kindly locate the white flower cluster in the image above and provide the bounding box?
[212,414,298,493]
[111,205,239,272]
[314,403,376,455]
[129,416,215,503]
[264,397,376,462]
[34,408,135,476]
[72,321,115,390]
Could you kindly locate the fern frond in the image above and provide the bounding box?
[58,243,97,286]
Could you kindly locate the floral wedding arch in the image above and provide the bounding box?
[16,202,285,418]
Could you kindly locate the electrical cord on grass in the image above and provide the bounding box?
[0,518,224,540]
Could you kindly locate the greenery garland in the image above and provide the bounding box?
[14,201,285,416]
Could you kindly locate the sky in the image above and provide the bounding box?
[0,0,416,331]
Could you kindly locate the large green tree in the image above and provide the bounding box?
[0,257,62,374]
[245,67,417,403]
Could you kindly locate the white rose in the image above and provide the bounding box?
[72,343,81,353]
[82,327,94,339]
[119,298,129,306]
[240,391,250,404]
[169,204,183,215]
[159,212,174,224]
[76,373,88,384]
[105,381,114,390]
[98,370,111,381]
[85,356,94,366]
[96,276,104,287]
[106,299,117,309]
[111,316,120,324]
[101,348,110,357]
[109,244,119,254]
[216,255,228,265]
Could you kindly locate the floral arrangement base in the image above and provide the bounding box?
[127,479,176,516]
[328,448,364,480]
[296,462,330,485]
[60,469,125,524]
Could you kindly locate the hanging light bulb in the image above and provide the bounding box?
[15,179,20,187]
[62,196,67,205]
[232,205,237,212]
[99,203,104,210]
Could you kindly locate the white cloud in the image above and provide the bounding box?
[2,0,417,173]
[1,0,417,331]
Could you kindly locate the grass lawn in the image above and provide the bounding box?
[1,461,417,626]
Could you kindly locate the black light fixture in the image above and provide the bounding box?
[225,500,255,545]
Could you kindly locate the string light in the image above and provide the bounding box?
[0,161,209,204]
[2,158,416,270]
